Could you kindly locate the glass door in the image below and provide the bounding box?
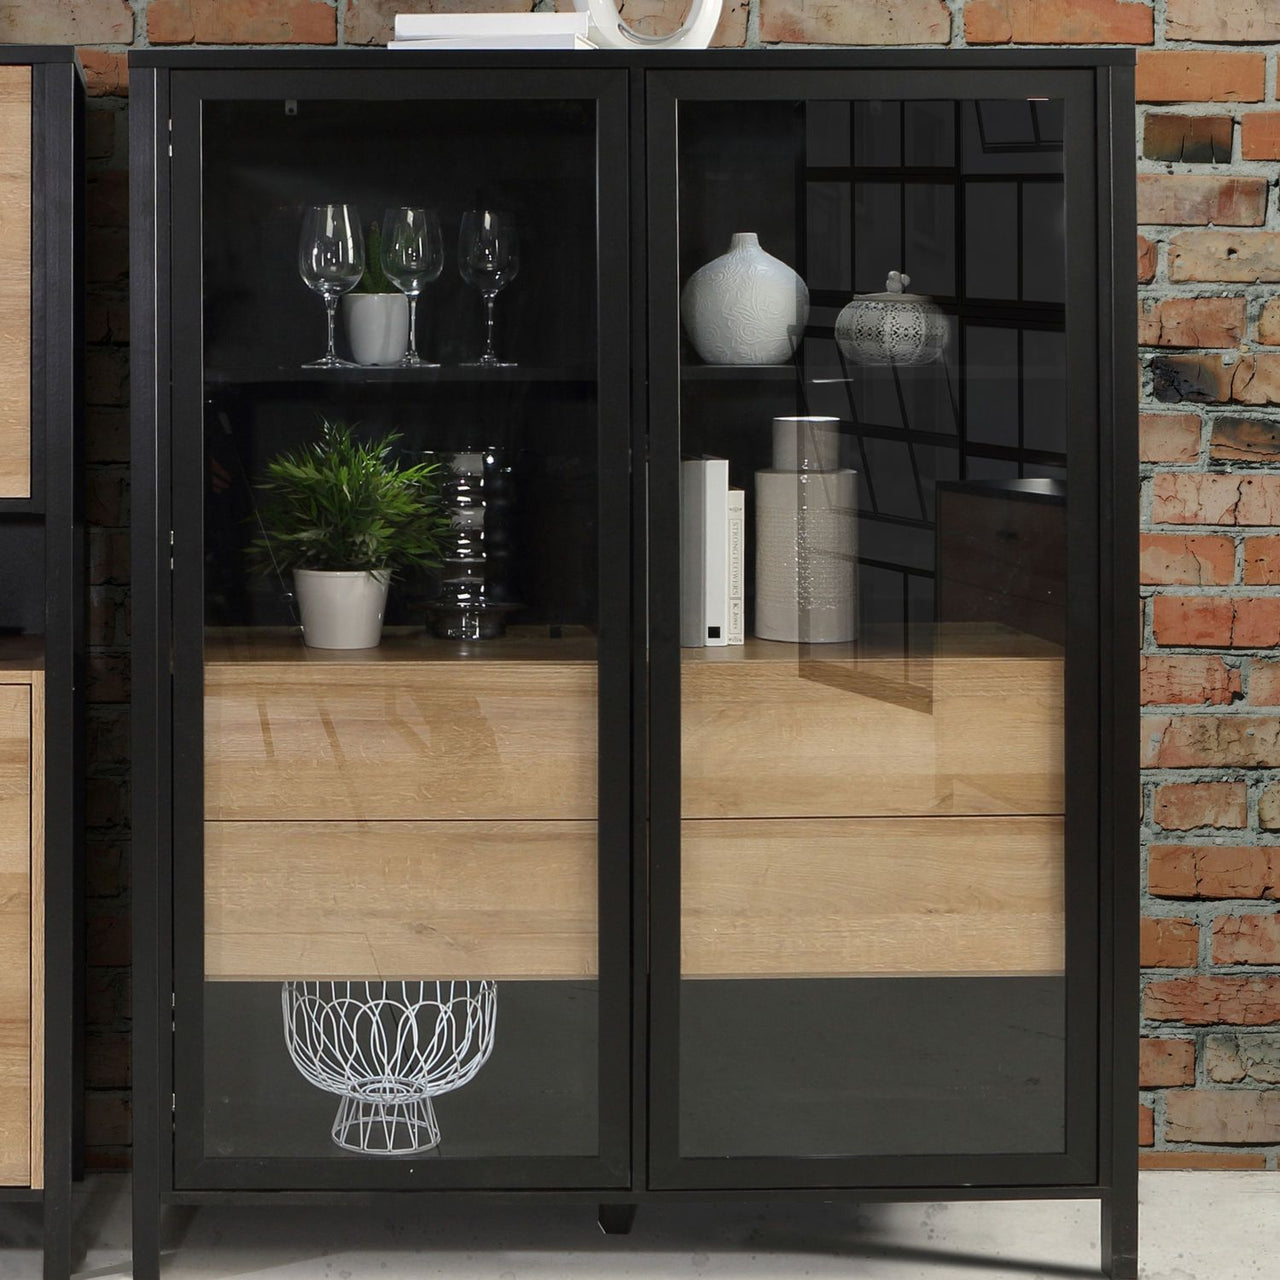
[647,67,1100,1190]
[168,68,631,1190]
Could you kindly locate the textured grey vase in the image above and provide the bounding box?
[680,232,809,365]
[754,417,858,644]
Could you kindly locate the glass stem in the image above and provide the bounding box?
[407,292,420,359]
[324,294,338,361]
[483,292,497,361]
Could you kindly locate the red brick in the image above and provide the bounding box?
[1248,659,1280,705]
[1137,176,1265,228]
[1151,597,1280,648]
[1210,416,1280,462]
[759,0,950,43]
[1165,1089,1280,1143]
[1206,1032,1280,1084]
[86,226,128,287]
[84,1031,130,1090]
[1138,234,1157,284]
[1138,1103,1154,1146]
[1169,231,1280,283]
[87,169,128,231]
[1153,781,1247,831]
[1139,297,1246,349]
[1153,352,1280,406]
[85,408,129,466]
[77,50,127,99]
[148,0,337,44]
[1151,473,1280,526]
[1140,534,1235,585]
[1140,1151,1269,1169]
[1258,785,1280,830]
[1142,916,1200,966]
[1137,51,1265,103]
[0,0,132,43]
[86,654,130,706]
[1140,1037,1196,1086]
[1148,845,1280,900]
[1242,112,1280,161]
[1145,975,1280,1024]
[84,1093,130,1149]
[88,529,129,588]
[1139,411,1200,462]
[84,110,117,162]
[965,0,1152,44]
[1213,914,1280,965]
[1166,0,1280,42]
[1141,655,1242,705]
[1143,713,1280,767]
[1144,114,1233,164]
[1258,299,1280,345]
[1243,537,1280,584]
[348,0,533,46]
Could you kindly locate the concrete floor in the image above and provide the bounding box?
[0,1172,1271,1278]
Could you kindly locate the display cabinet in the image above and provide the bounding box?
[131,49,1136,1279]
[0,46,84,1280]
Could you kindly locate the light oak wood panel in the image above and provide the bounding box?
[682,631,1063,819]
[205,820,598,981]
[681,816,1064,978]
[0,67,30,499]
[0,684,30,1185]
[205,656,598,821]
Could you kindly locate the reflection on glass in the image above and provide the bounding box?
[298,203,364,368]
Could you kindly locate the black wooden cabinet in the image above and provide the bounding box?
[0,45,84,1280]
[131,49,1136,1279]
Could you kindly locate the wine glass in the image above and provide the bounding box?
[458,210,520,368]
[381,208,445,368]
[298,204,365,368]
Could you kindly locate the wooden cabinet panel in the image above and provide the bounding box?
[682,816,1064,978]
[0,67,30,500]
[682,634,1063,819]
[205,652,598,821]
[0,684,30,1185]
[205,819,598,981]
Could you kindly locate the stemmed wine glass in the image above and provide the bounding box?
[381,208,445,368]
[298,204,365,368]
[458,210,520,368]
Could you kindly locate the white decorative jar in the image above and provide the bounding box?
[680,232,809,366]
[294,568,390,649]
[342,292,409,366]
[835,271,949,367]
[755,417,858,644]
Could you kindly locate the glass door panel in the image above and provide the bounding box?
[172,73,629,1186]
[652,74,1095,1187]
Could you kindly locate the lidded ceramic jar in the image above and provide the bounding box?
[835,271,949,367]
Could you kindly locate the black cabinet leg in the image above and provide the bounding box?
[132,1195,163,1280]
[41,1180,71,1280]
[597,1203,637,1236]
[1101,1188,1138,1279]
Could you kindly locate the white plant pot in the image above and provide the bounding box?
[680,232,809,366]
[294,569,390,650]
[342,293,409,366]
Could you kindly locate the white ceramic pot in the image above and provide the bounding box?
[573,0,722,49]
[294,568,390,650]
[342,293,409,366]
[835,270,949,367]
[680,232,809,366]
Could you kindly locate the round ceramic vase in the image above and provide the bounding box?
[294,568,390,649]
[342,293,410,366]
[835,271,949,367]
[680,232,810,366]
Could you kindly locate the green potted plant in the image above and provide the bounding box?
[252,420,450,649]
[342,219,409,366]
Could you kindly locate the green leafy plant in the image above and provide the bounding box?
[252,420,450,576]
[353,220,395,294]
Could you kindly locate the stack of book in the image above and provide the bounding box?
[681,459,745,648]
[388,11,595,50]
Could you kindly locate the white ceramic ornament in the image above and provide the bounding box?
[573,0,722,49]
[680,233,810,366]
[835,270,950,367]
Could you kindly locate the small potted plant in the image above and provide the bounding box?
[342,220,409,366]
[252,420,450,649]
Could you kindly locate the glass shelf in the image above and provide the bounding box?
[203,363,597,388]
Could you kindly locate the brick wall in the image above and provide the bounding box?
[3,0,1276,1170]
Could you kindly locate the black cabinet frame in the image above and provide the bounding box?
[131,49,1137,1280]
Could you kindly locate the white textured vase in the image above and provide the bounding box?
[294,569,390,650]
[573,0,722,48]
[680,232,809,366]
[755,417,858,644]
[343,293,409,366]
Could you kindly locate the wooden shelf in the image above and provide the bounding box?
[682,363,798,382]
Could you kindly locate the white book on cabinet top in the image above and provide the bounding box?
[393,11,590,39]
[388,34,595,49]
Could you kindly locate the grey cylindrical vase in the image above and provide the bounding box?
[754,416,857,644]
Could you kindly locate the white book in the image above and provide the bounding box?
[389,33,595,49]
[680,460,706,648]
[726,488,745,645]
[701,459,729,647]
[393,11,590,39]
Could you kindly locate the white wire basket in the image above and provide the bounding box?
[281,980,497,1155]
